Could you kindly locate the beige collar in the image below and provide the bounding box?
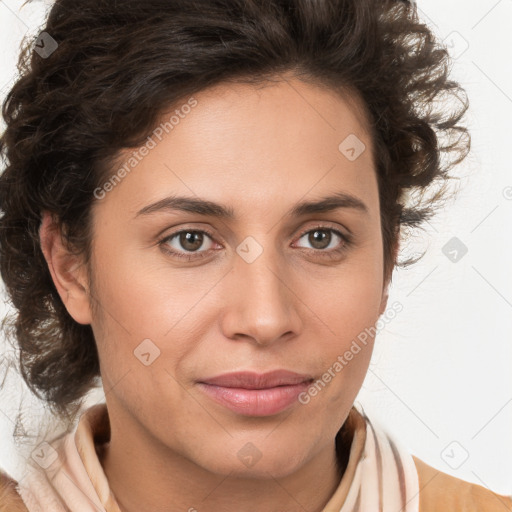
[16,402,419,511]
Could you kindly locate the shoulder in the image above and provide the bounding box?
[413,455,512,512]
[0,470,28,512]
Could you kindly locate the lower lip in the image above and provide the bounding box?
[197,381,312,416]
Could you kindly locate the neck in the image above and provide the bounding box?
[100,413,350,512]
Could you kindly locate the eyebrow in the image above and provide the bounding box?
[135,191,369,219]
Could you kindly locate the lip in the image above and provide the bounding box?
[197,370,314,416]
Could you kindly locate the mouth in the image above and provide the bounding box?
[197,370,315,416]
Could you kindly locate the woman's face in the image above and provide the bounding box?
[81,76,389,478]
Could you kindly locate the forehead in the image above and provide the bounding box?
[97,76,379,221]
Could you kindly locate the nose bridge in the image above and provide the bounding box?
[222,234,300,344]
[236,234,289,310]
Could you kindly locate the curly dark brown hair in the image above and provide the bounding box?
[0,0,470,424]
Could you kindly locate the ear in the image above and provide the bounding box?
[39,210,93,325]
[378,235,400,317]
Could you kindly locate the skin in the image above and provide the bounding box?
[40,75,397,512]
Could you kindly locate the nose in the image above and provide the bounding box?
[219,240,303,347]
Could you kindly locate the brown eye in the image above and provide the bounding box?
[307,229,332,250]
[162,229,216,259]
[296,227,345,251]
[178,231,206,252]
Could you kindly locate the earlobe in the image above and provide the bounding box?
[379,235,400,316]
[379,290,389,317]
[39,210,93,325]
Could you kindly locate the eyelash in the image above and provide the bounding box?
[159,224,354,262]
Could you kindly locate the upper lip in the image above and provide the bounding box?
[199,370,314,389]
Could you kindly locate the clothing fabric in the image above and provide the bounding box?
[0,402,510,511]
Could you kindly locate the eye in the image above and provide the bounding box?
[160,228,218,261]
[159,224,353,262]
[293,225,352,257]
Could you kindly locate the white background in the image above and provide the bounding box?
[0,0,511,496]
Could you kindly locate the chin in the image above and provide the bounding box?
[194,443,309,480]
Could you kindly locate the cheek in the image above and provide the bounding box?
[297,253,383,398]
[301,251,384,340]
[89,241,221,393]
[90,237,208,335]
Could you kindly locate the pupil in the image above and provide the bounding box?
[181,231,203,251]
[310,230,330,249]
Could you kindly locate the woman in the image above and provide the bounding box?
[0,0,510,510]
